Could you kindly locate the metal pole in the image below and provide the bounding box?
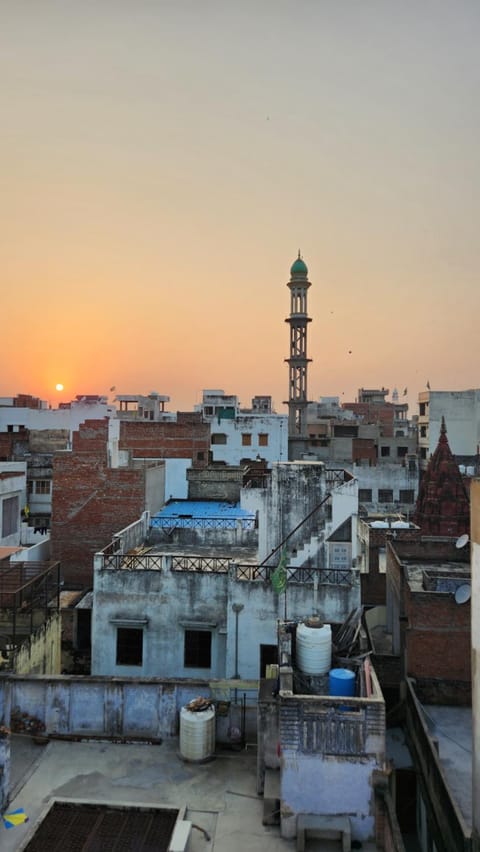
[232,603,244,678]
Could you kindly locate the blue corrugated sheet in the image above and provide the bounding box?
[150,500,256,531]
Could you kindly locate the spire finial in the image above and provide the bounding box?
[441,416,447,434]
[298,249,301,259]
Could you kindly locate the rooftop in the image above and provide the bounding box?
[422,704,472,827]
[6,736,294,852]
[402,561,470,594]
[151,500,256,531]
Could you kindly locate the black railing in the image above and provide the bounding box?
[103,554,163,571]
[171,556,230,573]
[235,564,353,585]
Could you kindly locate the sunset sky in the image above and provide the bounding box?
[2,2,479,414]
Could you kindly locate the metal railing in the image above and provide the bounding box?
[171,555,230,573]
[151,516,256,530]
[102,553,163,571]
[235,563,354,585]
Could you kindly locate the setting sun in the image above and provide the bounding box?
[55,383,64,392]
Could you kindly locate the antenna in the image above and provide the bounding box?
[455,533,469,549]
[454,584,471,605]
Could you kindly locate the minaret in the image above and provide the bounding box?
[285,252,312,458]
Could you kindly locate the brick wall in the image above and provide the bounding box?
[51,416,211,588]
[51,420,147,587]
[406,588,471,683]
[120,419,210,466]
[0,433,14,460]
[362,527,421,607]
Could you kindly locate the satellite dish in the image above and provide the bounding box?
[455,534,469,549]
[455,584,471,605]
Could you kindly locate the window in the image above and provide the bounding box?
[204,406,214,416]
[35,480,51,495]
[380,446,390,457]
[116,628,143,666]
[399,489,415,503]
[397,447,408,458]
[258,433,268,447]
[332,544,349,567]
[197,451,205,461]
[420,426,427,438]
[420,447,427,460]
[260,644,277,677]
[378,489,393,503]
[419,403,426,416]
[241,433,252,446]
[184,630,211,668]
[211,433,227,445]
[358,489,372,502]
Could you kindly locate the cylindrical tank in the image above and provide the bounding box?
[296,619,332,675]
[329,668,356,698]
[179,704,216,762]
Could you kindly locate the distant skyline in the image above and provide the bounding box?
[2,2,479,414]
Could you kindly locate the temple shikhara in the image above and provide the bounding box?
[413,417,470,537]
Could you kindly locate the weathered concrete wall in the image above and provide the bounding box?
[353,462,418,506]
[165,458,190,500]
[206,414,288,467]
[279,693,386,843]
[144,463,165,515]
[13,613,62,675]
[0,675,212,740]
[0,469,25,547]
[91,563,358,680]
[187,465,245,501]
[29,429,70,453]
[260,462,328,563]
[148,523,257,549]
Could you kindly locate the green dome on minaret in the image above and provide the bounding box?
[290,251,308,276]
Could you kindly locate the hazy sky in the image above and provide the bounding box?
[2,1,479,412]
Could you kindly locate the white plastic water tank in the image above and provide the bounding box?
[179,704,216,762]
[296,619,332,675]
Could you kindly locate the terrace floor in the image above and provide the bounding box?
[5,735,379,851]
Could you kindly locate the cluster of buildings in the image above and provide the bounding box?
[0,256,478,851]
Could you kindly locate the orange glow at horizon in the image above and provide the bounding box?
[1,4,479,413]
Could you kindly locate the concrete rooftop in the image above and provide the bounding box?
[423,704,472,828]
[6,735,379,851]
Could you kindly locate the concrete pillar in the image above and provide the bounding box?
[471,479,480,849]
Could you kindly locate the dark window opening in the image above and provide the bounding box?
[380,446,390,457]
[378,489,393,503]
[211,433,227,445]
[358,489,372,502]
[399,489,415,503]
[184,630,211,668]
[397,447,408,458]
[260,644,278,678]
[116,628,143,666]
